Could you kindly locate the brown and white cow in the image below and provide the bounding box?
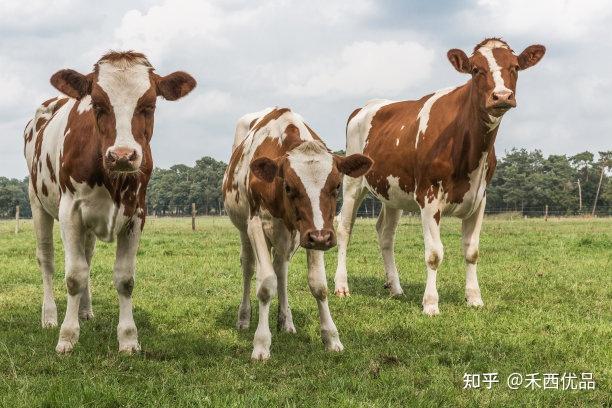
[23,51,196,353]
[334,38,545,315]
[223,107,372,360]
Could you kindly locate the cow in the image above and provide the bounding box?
[23,51,196,353]
[223,107,372,360]
[333,38,545,315]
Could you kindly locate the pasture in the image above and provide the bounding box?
[0,216,610,407]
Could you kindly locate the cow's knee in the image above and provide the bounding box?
[257,275,277,303]
[425,246,443,270]
[463,240,479,264]
[65,264,88,295]
[114,273,135,296]
[308,278,328,301]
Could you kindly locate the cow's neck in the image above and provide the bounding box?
[455,80,501,167]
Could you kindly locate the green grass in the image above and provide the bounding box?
[0,216,610,407]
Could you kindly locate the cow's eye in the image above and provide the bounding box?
[284,183,291,194]
[472,67,483,76]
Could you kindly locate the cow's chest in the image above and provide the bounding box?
[442,153,489,218]
[61,183,135,242]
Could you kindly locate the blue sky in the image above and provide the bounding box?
[1,0,610,178]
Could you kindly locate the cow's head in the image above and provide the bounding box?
[251,141,372,250]
[447,38,545,117]
[50,51,196,174]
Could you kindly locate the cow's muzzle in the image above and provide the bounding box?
[105,147,140,173]
[301,229,336,250]
[486,91,516,115]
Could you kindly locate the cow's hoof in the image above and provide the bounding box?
[324,338,344,353]
[387,284,404,297]
[251,347,270,361]
[466,297,484,308]
[42,306,58,328]
[277,311,296,333]
[334,286,351,297]
[119,341,141,354]
[79,310,94,320]
[422,304,440,316]
[55,340,74,354]
[236,319,250,331]
[42,316,58,328]
[278,320,296,334]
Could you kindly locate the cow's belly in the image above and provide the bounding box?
[364,176,421,212]
[60,183,132,243]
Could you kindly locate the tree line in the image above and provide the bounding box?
[1,149,610,219]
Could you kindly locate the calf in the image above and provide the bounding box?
[223,107,372,360]
[334,38,545,315]
[23,51,196,353]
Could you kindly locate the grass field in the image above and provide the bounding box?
[0,216,610,407]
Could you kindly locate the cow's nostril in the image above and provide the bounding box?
[106,151,117,162]
[492,93,499,101]
[128,150,138,161]
[508,93,514,100]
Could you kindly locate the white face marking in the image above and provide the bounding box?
[287,145,333,230]
[415,87,456,148]
[77,95,92,114]
[478,46,512,95]
[97,62,152,157]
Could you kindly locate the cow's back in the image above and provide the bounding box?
[24,97,76,219]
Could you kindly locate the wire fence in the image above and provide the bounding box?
[3,205,611,221]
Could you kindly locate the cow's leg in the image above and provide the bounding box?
[236,231,255,330]
[375,205,404,296]
[79,231,96,320]
[462,198,486,307]
[334,176,367,296]
[420,206,444,316]
[114,221,142,354]
[56,204,88,353]
[247,216,277,360]
[273,249,295,333]
[31,187,57,328]
[307,249,343,352]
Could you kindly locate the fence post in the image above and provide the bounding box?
[15,205,20,234]
[191,203,196,231]
[544,205,548,221]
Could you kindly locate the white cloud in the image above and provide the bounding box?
[166,90,233,119]
[463,0,612,42]
[280,41,434,98]
[1,1,611,179]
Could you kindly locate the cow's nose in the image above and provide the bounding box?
[107,147,138,162]
[307,229,335,249]
[488,91,516,110]
[106,147,139,172]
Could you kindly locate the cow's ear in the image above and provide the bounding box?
[50,69,92,99]
[250,157,278,183]
[156,71,197,101]
[335,154,373,178]
[518,45,546,70]
[447,49,472,74]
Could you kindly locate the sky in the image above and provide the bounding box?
[1,0,611,179]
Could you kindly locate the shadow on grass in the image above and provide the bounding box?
[343,275,469,307]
